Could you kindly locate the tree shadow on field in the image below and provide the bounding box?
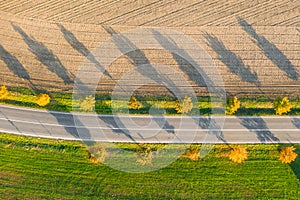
[12,23,74,84]
[238,17,298,81]
[102,25,183,97]
[204,33,260,85]
[151,29,209,87]
[239,117,280,143]
[0,45,30,80]
[57,24,112,78]
[102,26,184,139]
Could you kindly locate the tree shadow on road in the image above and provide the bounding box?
[48,112,80,139]
[49,111,96,145]
[238,17,298,81]
[239,117,279,143]
[12,23,74,84]
[291,118,300,129]
[197,117,226,143]
[98,115,136,142]
[57,24,112,78]
[204,33,260,85]
[102,26,185,140]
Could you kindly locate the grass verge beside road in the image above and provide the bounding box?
[1,87,300,115]
[0,132,299,199]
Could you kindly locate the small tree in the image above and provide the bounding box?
[229,146,248,163]
[128,96,143,110]
[226,96,240,115]
[175,96,193,114]
[136,144,153,166]
[88,143,107,164]
[36,94,50,106]
[279,146,298,164]
[186,146,199,161]
[0,86,8,99]
[273,97,292,115]
[80,95,96,112]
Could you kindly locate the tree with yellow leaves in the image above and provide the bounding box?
[136,144,153,166]
[80,95,96,112]
[0,86,8,99]
[175,96,193,114]
[128,96,143,110]
[229,146,248,163]
[186,146,199,161]
[88,143,107,164]
[273,97,292,115]
[36,94,50,106]
[226,96,240,115]
[279,146,298,164]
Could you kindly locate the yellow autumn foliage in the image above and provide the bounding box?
[36,94,50,106]
[229,146,248,163]
[279,146,297,164]
[186,146,199,161]
[0,86,8,99]
[226,96,240,115]
[273,97,292,115]
[80,95,96,112]
[175,96,193,114]
[136,144,153,166]
[128,96,143,110]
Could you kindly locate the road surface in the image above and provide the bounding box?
[0,104,299,143]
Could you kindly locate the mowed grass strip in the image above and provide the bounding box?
[1,87,300,116]
[0,133,299,199]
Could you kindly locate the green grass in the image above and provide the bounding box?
[0,133,299,199]
[1,86,300,115]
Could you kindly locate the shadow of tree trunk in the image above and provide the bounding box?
[204,33,260,85]
[238,17,298,80]
[239,117,279,143]
[12,23,74,84]
[57,24,112,79]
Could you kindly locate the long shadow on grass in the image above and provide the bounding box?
[235,107,275,116]
[12,23,74,84]
[204,33,260,85]
[289,145,300,181]
[238,17,298,80]
[57,24,112,78]
[239,117,279,143]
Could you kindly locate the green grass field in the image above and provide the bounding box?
[0,133,299,199]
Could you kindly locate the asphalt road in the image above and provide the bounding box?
[0,104,299,143]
